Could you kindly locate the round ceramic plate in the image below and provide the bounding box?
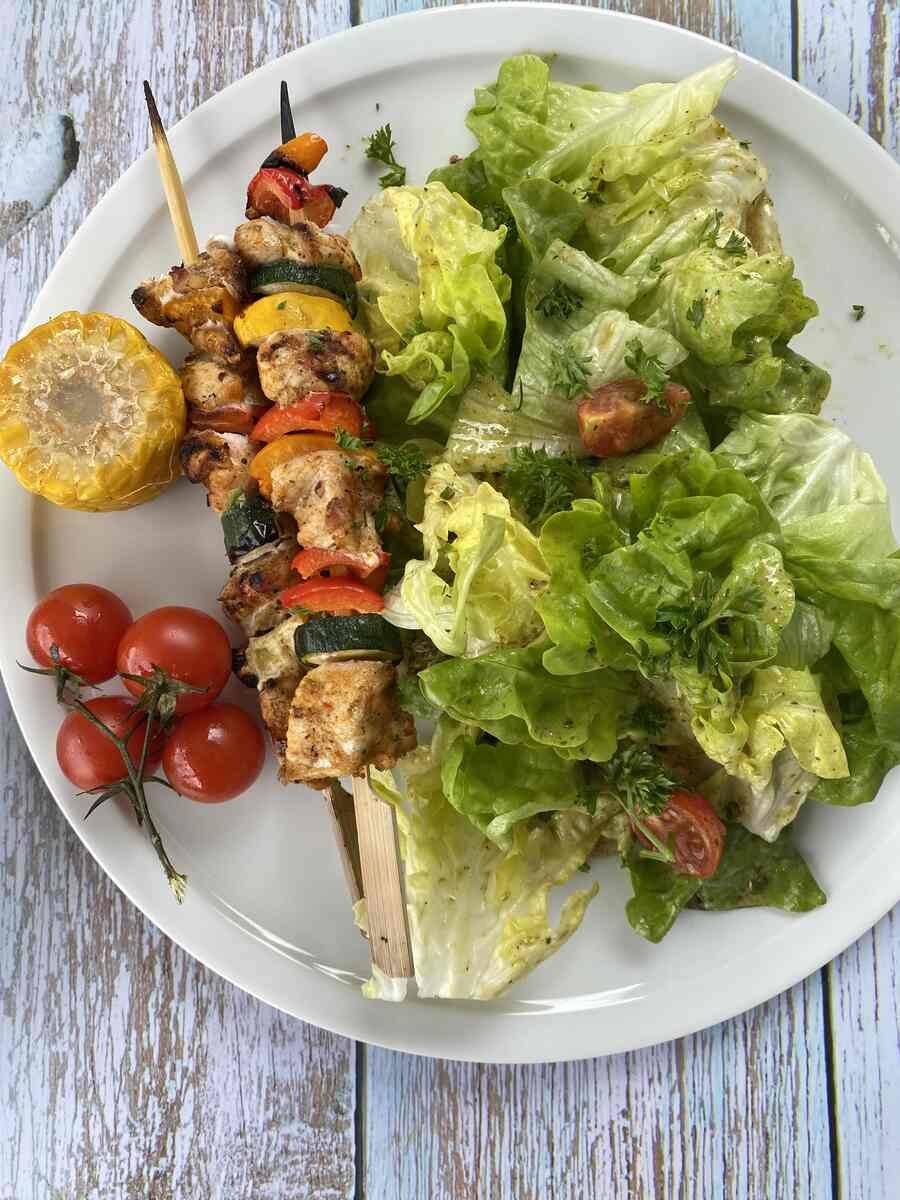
[3,3,899,1064]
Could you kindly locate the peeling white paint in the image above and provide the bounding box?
[0,112,79,244]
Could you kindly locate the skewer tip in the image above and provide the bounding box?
[280,80,296,143]
[143,81,164,141]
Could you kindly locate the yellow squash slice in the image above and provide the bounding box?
[0,311,185,511]
[233,292,353,348]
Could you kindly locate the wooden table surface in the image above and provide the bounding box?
[1,1,898,1196]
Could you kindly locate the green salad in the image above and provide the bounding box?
[348,54,898,1001]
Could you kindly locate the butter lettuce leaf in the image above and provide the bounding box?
[384,462,548,657]
[349,182,511,425]
[625,822,825,942]
[442,735,589,847]
[420,641,631,761]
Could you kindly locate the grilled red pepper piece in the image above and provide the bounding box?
[279,576,384,614]
[290,547,390,582]
[251,392,363,441]
[246,167,340,228]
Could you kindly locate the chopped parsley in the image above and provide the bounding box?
[851,303,866,322]
[535,282,583,321]
[623,337,670,410]
[503,446,588,525]
[704,209,724,247]
[276,300,288,310]
[596,745,678,863]
[482,202,518,242]
[550,346,592,400]
[364,124,406,189]
[722,230,747,257]
[739,139,752,149]
[648,572,764,682]
[376,441,430,487]
[631,700,668,739]
[334,427,364,450]
[687,297,706,329]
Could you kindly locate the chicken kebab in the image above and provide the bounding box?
[131,126,417,790]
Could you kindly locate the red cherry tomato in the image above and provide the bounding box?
[163,703,265,803]
[56,696,162,790]
[27,584,132,684]
[117,606,232,715]
[637,789,726,878]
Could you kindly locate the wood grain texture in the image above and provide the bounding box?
[2,1,900,1198]
[359,0,793,76]
[0,2,357,1197]
[364,983,832,1199]
[798,0,900,160]
[353,777,413,979]
[797,4,900,1197]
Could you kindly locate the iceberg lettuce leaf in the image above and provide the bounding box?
[369,721,602,999]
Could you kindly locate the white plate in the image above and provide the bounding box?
[4,3,900,1064]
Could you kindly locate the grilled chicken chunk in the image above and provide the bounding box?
[256,328,375,405]
[577,379,691,457]
[181,354,268,434]
[258,670,305,780]
[219,537,297,636]
[284,661,416,783]
[132,240,247,339]
[180,430,256,512]
[269,450,385,570]
[234,215,362,280]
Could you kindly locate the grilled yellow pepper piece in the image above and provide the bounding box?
[0,311,185,511]
[233,292,353,348]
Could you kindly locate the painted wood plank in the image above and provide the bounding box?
[364,982,832,1199]
[797,4,900,1196]
[359,0,793,77]
[798,0,900,160]
[0,2,358,1197]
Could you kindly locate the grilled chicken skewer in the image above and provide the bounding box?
[137,83,414,979]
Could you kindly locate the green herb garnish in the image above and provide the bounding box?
[722,230,747,257]
[376,441,430,487]
[364,124,406,188]
[624,337,669,410]
[687,297,706,329]
[851,304,865,322]
[536,282,583,321]
[550,346,592,400]
[596,745,678,863]
[503,446,587,525]
[334,427,365,450]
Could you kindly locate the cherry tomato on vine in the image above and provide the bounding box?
[637,789,725,878]
[163,703,265,803]
[27,584,132,684]
[56,696,162,790]
[117,606,232,715]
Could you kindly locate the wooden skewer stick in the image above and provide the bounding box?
[143,82,199,267]
[280,74,413,982]
[352,773,413,979]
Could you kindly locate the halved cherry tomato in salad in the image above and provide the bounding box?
[56,696,162,789]
[636,789,725,878]
[117,606,232,715]
[27,583,133,684]
[163,702,265,803]
[250,432,382,496]
[279,576,384,614]
[251,392,363,442]
[290,546,390,582]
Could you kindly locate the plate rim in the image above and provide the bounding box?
[4,1,900,1063]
